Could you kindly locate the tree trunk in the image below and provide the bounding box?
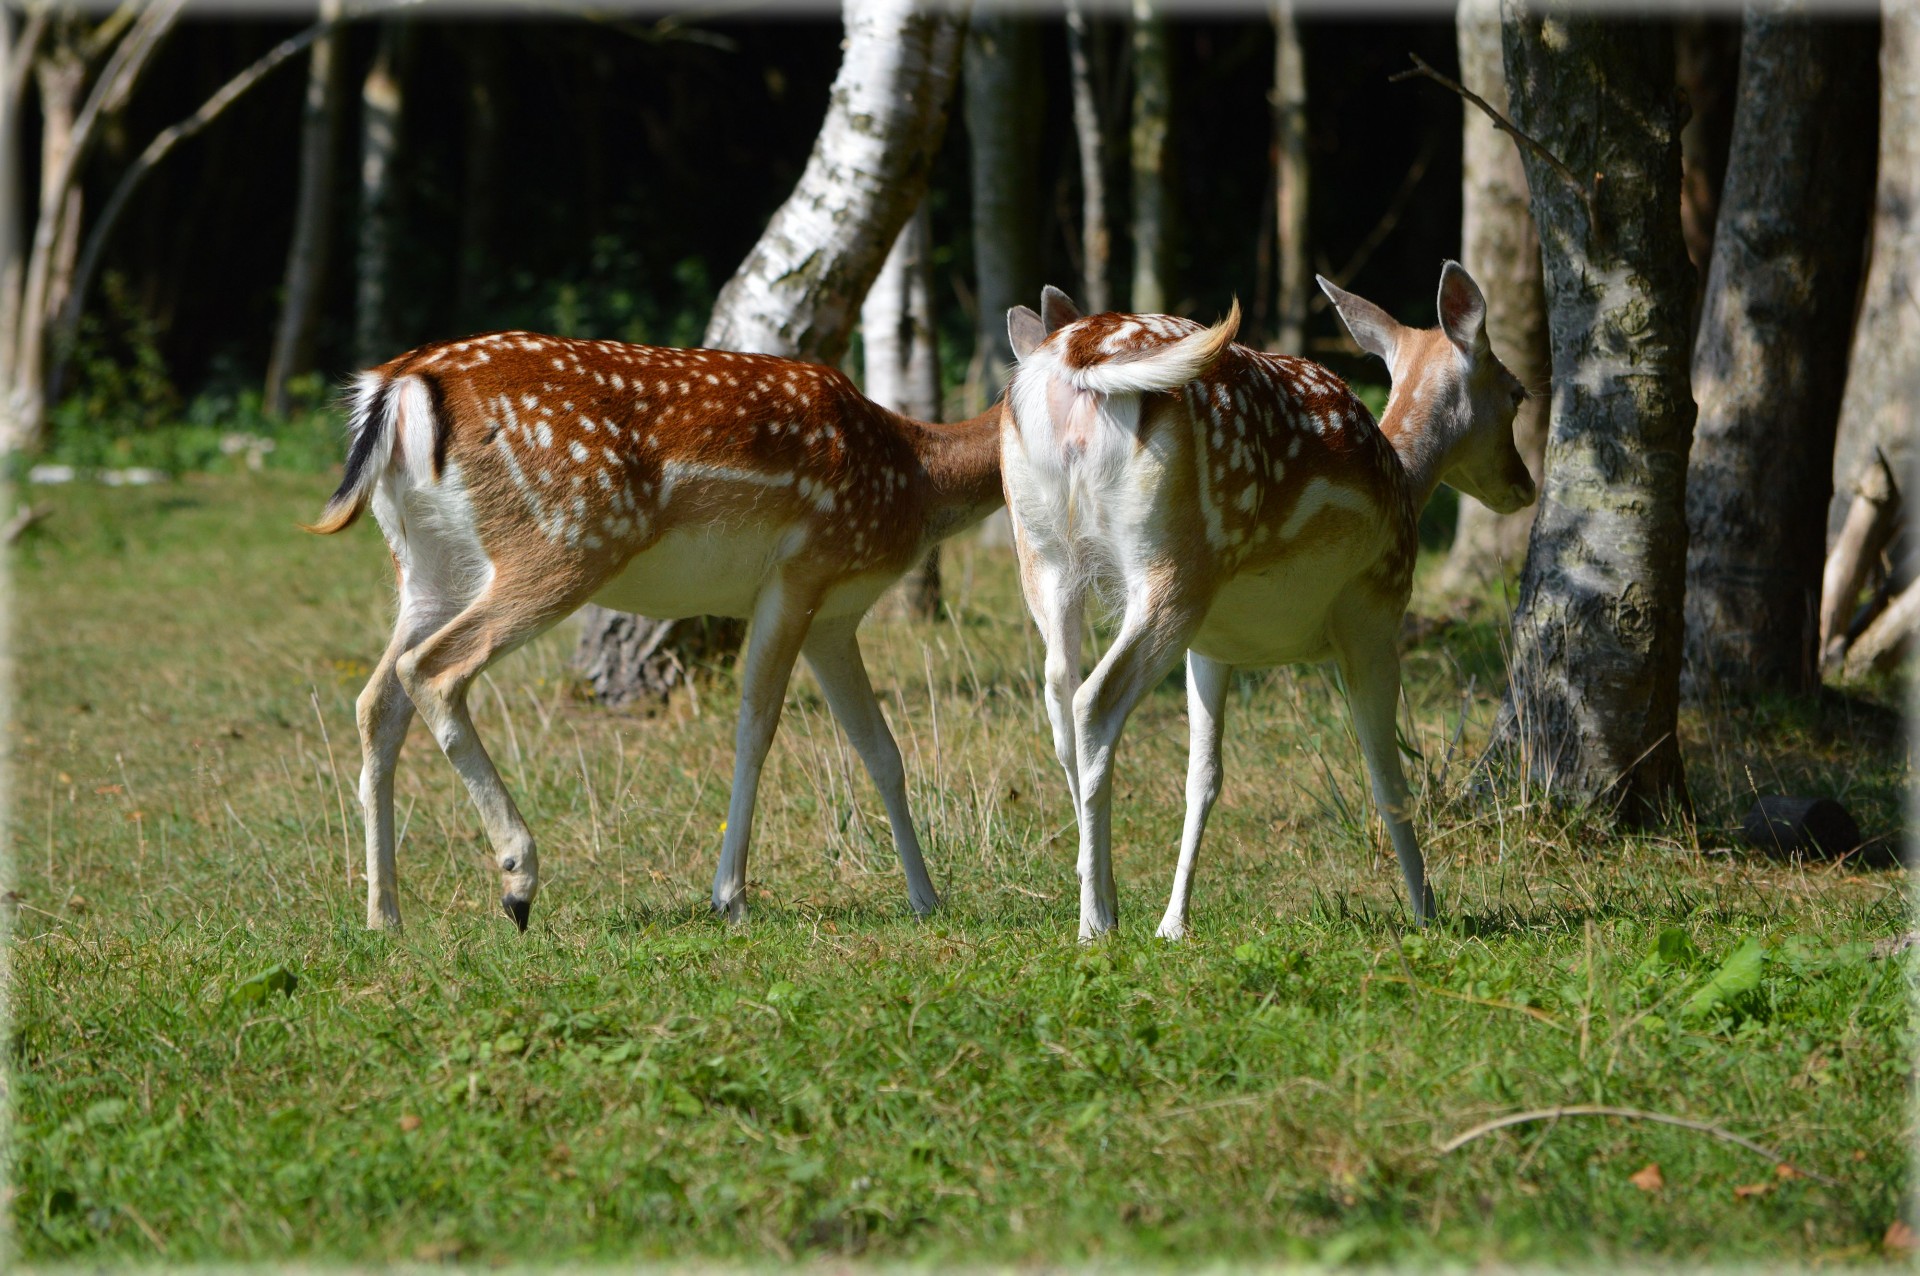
[862,201,943,619]
[0,7,45,396]
[264,0,346,416]
[1,3,182,451]
[1820,449,1902,669]
[1830,7,1920,547]
[1683,7,1878,698]
[455,28,501,324]
[1435,0,1549,595]
[1270,0,1309,353]
[1128,0,1170,315]
[573,0,967,707]
[1065,0,1111,314]
[961,11,1042,413]
[1492,8,1698,821]
[1674,14,1742,284]
[354,18,409,368]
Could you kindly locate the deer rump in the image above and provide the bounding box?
[1006,312,1241,600]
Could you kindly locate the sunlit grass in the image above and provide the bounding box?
[6,470,1912,1264]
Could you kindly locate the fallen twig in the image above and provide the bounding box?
[1439,1104,1840,1186]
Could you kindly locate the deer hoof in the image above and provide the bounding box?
[503,896,532,932]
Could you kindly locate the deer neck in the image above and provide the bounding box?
[901,404,1005,541]
[1375,346,1463,511]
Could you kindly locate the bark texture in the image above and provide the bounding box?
[265,0,346,416]
[354,19,408,368]
[1830,8,1920,545]
[1674,14,1741,281]
[1128,0,1169,314]
[1683,8,1878,697]
[1435,0,1549,594]
[1270,0,1309,353]
[574,0,967,706]
[1493,8,1698,819]
[862,202,943,618]
[1065,0,1112,314]
[961,12,1043,411]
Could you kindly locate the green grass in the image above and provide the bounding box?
[6,469,1913,1266]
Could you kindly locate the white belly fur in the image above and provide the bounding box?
[1189,544,1362,667]
[588,525,789,619]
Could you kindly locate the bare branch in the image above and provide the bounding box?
[52,14,361,396]
[1389,51,1599,232]
[4,8,49,119]
[1439,1104,1840,1187]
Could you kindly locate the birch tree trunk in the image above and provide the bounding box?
[265,0,346,416]
[1683,7,1878,697]
[1,8,46,396]
[961,11,1042,412]
[354,18,409,368]
[1270,0,1309,353]
[1065,0,1111,314]
[1491,7,1698,821]
[3,2,182,452]
[863,202,943,619]
[1830,7,1920,546]
[1129,0,1170,315]
[574,0,967,707]
[1435,0,1548,595]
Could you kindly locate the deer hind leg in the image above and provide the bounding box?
[710,575,822,923]
[396,586,566,932]
[1070,576,1208,940]
[802,616,939,916]
[1013,525,1086,810]
[1156,650,1232,942]
[1332,607,1436,926]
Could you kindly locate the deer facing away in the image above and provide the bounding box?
[1001,263,1534,939]
[310,331,1003,931]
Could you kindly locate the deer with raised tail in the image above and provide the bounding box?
[309,331,1003,931]
[1001,262,1534,940]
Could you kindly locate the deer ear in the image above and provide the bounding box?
[1040,285,1083,333]
[1008,306,1046,362]
[1437,260,1489,353]
[1317,275,1400,365]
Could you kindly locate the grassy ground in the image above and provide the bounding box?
[6,469,1913,1266]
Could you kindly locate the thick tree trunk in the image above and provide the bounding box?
[1065,0,1111,314]
[1128,0,1169,314]
[264,0,345,416]
[1435,0,1549,595]
[1270,0,1309,353]
[1683,8,1878,698]
[0,8,45,398]
[573,0,967,706]
[862,201,943,619]
[1674,14,1741,283]
[1830,8,1920,547]
[354,19,408,368]
[961,12,1043,411]
[1492,8,1698,820]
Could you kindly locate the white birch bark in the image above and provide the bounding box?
[1065,0,1111,314]
[1271,0,1308,353]
[576,0,967,703]
[266,0,346,416]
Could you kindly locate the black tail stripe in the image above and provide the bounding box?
[419,371,452,480]
[328,378,395,510]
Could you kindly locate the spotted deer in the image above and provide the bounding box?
[309,331,1003,931]
[1001,263,1534,940]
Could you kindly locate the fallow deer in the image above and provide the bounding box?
[309,331,1003,931]
[1001,263,1534,939]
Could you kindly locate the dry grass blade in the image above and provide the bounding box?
[1439,1105,1840,1187]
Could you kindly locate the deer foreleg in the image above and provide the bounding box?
[711,578,817,923]
[1335,620,1435,925]
[802,616,939,916]
[1156,650,1231,941]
